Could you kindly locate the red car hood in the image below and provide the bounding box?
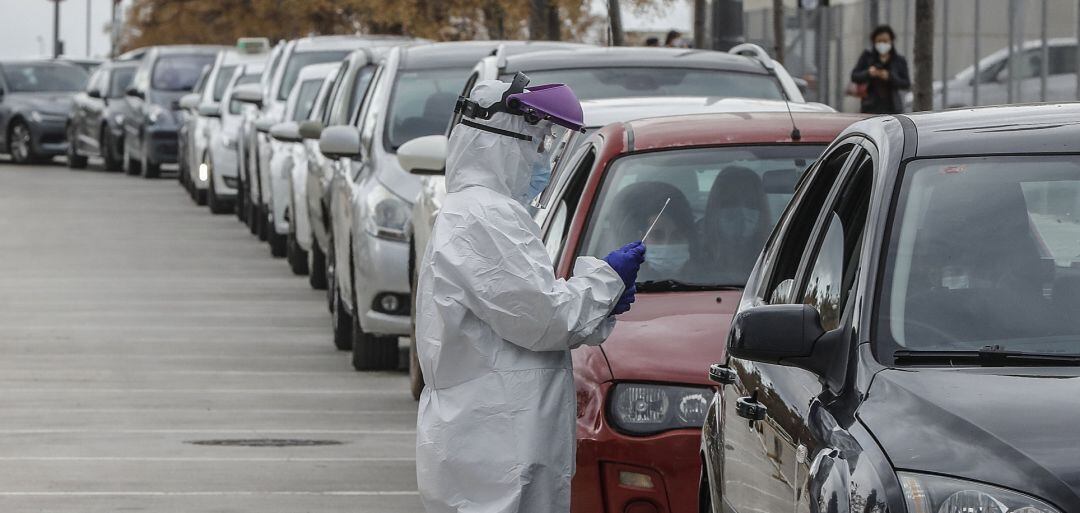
[600,290,741,385]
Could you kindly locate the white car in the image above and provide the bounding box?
[322,41,529,371]
[400,43,822,398]
[907,38,1079,110]
[249,35,410,247]
[181,40,269,204]
[204,63,263,213]
[265,62,341,258]
[298,47,395,291]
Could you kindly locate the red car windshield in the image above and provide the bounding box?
[580,145,824,290]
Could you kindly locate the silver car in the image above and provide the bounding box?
[204,63,263,213]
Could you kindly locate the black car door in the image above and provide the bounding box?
[722,138,876,513]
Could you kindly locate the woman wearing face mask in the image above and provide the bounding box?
[701,166,771,283]
[609,183,696,281]
[851,24,911,114]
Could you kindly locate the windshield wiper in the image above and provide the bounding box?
[894,345,1080,366]
[636,279,743,293]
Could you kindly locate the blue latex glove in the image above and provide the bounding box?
[612,285,636,315]
[602,241,646,290]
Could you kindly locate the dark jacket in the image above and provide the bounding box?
[851,49,911,114]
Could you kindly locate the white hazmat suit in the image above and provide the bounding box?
[414,81,626,513]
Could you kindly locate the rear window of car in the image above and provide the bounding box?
[291,78,324,122]
[1,63,87,92]
[503,67,785,101]
[278,50,349,101]
[228,74,261,115]
[152,54,216,92]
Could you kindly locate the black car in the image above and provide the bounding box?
[701,103,1080,513]
[0,60,88,164]
[121,45,219,177]
[66,60,139,170]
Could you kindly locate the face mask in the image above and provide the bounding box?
[648,243,690,275]
[875,42,892,56]
[513,159,551,207]
[717,207,760,240]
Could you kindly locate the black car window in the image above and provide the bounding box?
[799,151,873,331]
[153,54,216,92]
[760,142,857,304]
[212,65,237,102]
[384,66,470,152]
[290,78,323,122]
[108,67,135,98]
[1049,45,1078,75]
[1,63,87,92]
[503,68,785,101]
[347,65,377,122]
[277,50,350,101]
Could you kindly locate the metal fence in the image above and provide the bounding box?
[740,0,1080,112]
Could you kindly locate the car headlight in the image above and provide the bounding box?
[607,383,710,435]
[900,472,1061,513]
[31,110,65,123]
[363,181,410,241]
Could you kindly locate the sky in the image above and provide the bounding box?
[0,0,691,60]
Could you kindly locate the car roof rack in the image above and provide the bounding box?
[728,43,776,71]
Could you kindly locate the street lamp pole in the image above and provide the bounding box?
[52,0,63,58]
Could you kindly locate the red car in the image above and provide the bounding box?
[535,112,866,513]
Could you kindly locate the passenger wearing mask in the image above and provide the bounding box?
[850,24,911,114]
[609,182,696,281]
[413,75,645,513]
[701,166,771,282]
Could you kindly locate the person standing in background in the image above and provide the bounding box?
[850,25,911,114]
[664,30,682,47]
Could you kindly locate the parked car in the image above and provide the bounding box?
[0,60,88,164]
[177,66,212,185]
[266,61,341,258]
[122,45,221,177]
[701,103,1080,513]
[321,41,548,369]
[180,40,269,204]
[910,38,1078,110]
[299,46,400,291]
[66,59,138,170]
[57,57,104,73]
[235,41,286,232]
[246,36,409,244]
[204,63,264,214]
[403,43,826,398]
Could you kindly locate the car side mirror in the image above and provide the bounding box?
[125,86,144,99]
[232,85,264,108]
[198,102,222,118]
[179,93,201,111]
[270,121,302,143]
[254,117,275,134]
[298,120,324,140]
[397,134,447,175]
[318,125,361,159]
[727,304,847,391]
[88,89,103,99]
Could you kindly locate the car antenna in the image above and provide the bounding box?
[782,91,802,142]
[736,44,802,141]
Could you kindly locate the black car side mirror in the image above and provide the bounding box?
[727,304,847,391]
[88,89,103,99]
[125,87,144,99]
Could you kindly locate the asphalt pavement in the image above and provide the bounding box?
[0,160,421,512]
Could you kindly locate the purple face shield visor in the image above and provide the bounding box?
[454,72,586,145]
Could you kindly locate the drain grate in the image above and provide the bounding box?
[186,439,344,447]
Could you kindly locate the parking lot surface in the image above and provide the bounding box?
[0,162,420,512]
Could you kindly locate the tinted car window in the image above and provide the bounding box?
[385,67,469,151]
[291,78,323,122]
[278,50,349,101]
[152,54,216,91]
[579,145,822,290]
[1,63,87,92]
[108,67,136,98]
[348,65,377,120]
[879,155,1080,356]
[504,68,785,101]
[212,65,237,102]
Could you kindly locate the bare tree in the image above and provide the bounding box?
[530,0,548,40]
[608,0,624,46]
[772,0,784,63]
[693,0,707,48]
[912,0,935,111]
[546,3,561,40]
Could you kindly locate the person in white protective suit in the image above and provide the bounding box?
[414,75,645,513]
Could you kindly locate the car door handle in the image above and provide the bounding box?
[708,364,736,385]
[736,396,767,421]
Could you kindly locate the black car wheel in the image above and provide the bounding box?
[286,226,309,275]
[352,309,399,372]
[9,121,38,164]
[330,275,353,352]
[65,125,87,169]
[140,135,160,178]
[207,168,233,215]
[409,248,424,399]
[308,239,328,290]
[102,129,122,172]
